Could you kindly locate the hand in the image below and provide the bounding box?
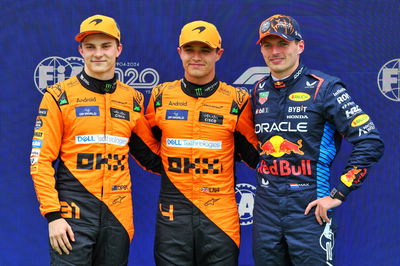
[49,218,75,255]
[304,196,342,225]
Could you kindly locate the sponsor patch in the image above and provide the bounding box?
[38,108,48,116]
[59,92,69,106]
[255,107,269,114]
[201,187,220,193]
[258,91,269,104]
[199,112,223,125]
[30,156,39,165]
[75,106,100,117]
[32,139,43,148]
[30,148,41,157]
[75,134,129,146]
[30,165,38,173]
[35,118,43,129]
[133,100,141,112]
[288,92,310,102]
[166,110,188,121]
[77,97,96,103]
[166,138,222,149]
[289,183,310,188]
[169,100,187,106]
[110,108,130,121]
[33,131,44,139]
[230,101,239,115]
[112,185,128,191]
[351,114,370,127]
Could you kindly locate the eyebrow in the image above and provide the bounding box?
[183,44,212,49]
[83,41,113,46]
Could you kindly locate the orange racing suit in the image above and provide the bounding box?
[30,71,160,265]
[146,78,259,265]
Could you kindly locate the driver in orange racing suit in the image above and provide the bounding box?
[146,20,259,265]
[30,14,160,265]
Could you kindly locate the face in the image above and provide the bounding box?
[78,33,122,80]
[260,35,304,79]
[178,41,224,84]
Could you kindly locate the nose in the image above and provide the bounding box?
[192,50,201,61]
[94,47,103,57]
[271,45,280,55]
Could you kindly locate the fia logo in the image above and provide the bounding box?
[235,183,256,226]
[34,56,84,94]
[377,58,400,102]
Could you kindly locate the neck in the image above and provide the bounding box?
[271,61,300,80]
[84,66,115,80]
[184,72,215,85]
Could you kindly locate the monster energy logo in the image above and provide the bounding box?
[104,83,112,92]
[155,101,161,107]
[195,88,203,96]
[231,107,238,114]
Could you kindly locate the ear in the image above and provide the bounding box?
[117,43,123,57]
[177,47,181,56]
[297,40,305,55]
[78,45,84,57]
[215,48,224,62]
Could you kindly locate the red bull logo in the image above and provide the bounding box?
[274,81,285,88]
[340,167,367,187]
[259,136,304,157]
[257,160,312,176]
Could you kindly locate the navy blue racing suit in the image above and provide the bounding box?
[251,64,384,265]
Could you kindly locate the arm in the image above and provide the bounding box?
[129,90,162,174]
[234,93,259,169]
[305,80,384,223]
[31,90,74,253]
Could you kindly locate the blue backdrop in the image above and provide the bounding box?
[0,0,399,265]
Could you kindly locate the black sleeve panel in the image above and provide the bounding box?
[234,131,260,169]
[129,133,163,174]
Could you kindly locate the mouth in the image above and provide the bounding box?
[188,63,205,69]
[269,57,284,64]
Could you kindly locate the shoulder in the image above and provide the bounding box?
[151,80,180,96]
[304,68,341,84]
[218,81,250,106]
[45,76,79,100]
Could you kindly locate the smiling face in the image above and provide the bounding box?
[177,41,224,84]
[78,33,122,80]
[260,35,304,79]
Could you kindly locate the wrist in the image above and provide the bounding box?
[330,187,346,202]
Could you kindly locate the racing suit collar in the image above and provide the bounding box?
[77,70,117,94]
[181,77,220,98]
[269,64,305,89]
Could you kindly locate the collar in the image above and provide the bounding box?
[269,64,305,89]
[181,77,220,98]
[77,70,117,94]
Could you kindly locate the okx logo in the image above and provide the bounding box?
[377,58,400,102]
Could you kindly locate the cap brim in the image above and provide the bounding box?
[75,31,118,42]
[256,33,296,44]
[180,40,218,49]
